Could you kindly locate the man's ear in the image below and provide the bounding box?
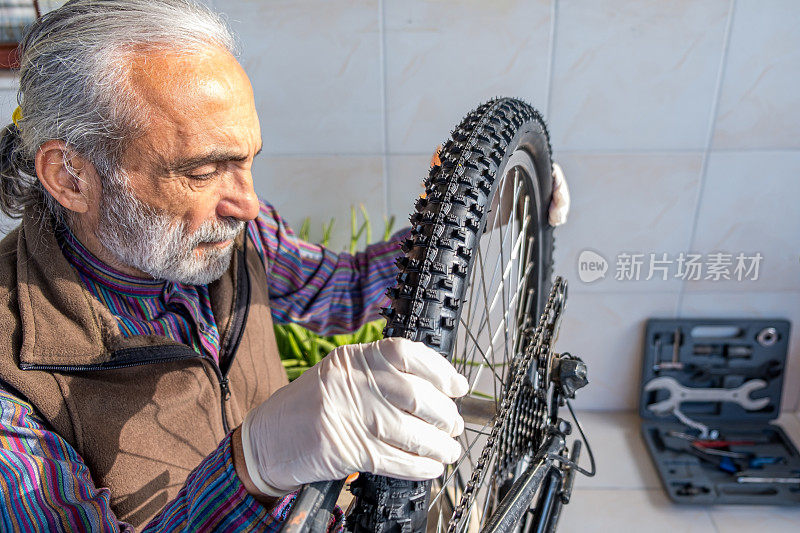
[35,140,99,214]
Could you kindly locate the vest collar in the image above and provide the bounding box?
[56,224,166,297]
[15,209,244,368]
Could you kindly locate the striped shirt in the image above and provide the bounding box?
[0,200,406,531]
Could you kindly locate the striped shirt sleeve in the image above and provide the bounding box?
[0,388,298,532]
[248,201,410,335]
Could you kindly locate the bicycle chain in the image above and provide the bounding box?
[447,276,567,532]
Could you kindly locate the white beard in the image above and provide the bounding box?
[95,172,244,286]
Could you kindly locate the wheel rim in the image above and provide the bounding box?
[428,147,546,533]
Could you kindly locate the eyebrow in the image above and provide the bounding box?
[165,145,263,174]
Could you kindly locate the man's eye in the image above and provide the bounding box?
[188,168,219,180]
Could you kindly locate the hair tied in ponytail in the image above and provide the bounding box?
[0,124,36,184]
[0,124,22,175]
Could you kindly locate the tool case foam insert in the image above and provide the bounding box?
[639,318,799,505]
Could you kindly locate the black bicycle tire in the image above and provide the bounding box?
[346,97,555,533]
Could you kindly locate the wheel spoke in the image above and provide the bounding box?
[476,246,500,402]
[464,242,532,374]
[424,157,544,533]
[464,426,492,437]
[460,317,504,386]
[459,169,516,356]
[459,205,528,372]
[429,418,494,509]
[484,216,531,348]
[485,228,527,328]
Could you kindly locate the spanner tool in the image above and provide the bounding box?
[645,376,770,414]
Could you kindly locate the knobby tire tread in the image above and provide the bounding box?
[347,98,555,533]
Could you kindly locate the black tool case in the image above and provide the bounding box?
[639,318,800,505]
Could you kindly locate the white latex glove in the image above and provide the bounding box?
[241,338,469,496]
[549,162,570,227]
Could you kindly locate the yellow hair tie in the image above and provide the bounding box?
[12,106,22,127]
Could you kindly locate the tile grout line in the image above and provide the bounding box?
[566,291,760,297]
[707,508,723,533]
[676,0,737,318]
[570,486,667,492]
[255,148,800,158]
[564,287,800,297]
[543,0,558,120]
[378,0,390,219]
[551,148,706,155]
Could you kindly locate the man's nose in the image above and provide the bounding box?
[217,171,260,222]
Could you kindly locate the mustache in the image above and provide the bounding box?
[187,217,245,247]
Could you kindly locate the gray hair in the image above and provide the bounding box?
[0,0,237,223]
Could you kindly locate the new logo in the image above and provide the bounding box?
[577,250,608,283]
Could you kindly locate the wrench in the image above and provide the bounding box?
[645,376,769,414]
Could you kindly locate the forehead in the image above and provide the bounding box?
[126,45,260,163]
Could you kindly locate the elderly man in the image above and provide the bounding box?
[0,0,569,531]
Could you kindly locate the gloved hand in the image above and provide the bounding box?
[548,162,570,226]
[430,146,571,227]
[240,338,469,496]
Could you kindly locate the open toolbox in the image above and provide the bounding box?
[639,318,800,505]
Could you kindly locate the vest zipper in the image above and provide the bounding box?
[218,376,232,432]
[21,347,234,430]
[219,377,231,400]
[19,352,199,373]
[215,236,252,434]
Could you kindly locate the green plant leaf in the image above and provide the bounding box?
[383,215,395,241]
[359,204,372,245]
[286,366,308,381]
[322,218,335,248]
[273,325,289,355]
[284,329,304,360]
[331,333,353,346]
[316,338,338,354]
[308,335,323,365]
[350,206,357,252]
[299,217,311,241]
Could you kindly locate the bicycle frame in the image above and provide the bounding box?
[482,431,581,533]
[282,479,346,533]
[282,407,587,533]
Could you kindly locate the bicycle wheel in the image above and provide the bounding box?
[347,97,554,533]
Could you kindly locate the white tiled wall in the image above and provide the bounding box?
[2,1,798,411]
[712,1,800,149]
[549,0,730,151]
[383,0,552,154]
[219,0,384,156]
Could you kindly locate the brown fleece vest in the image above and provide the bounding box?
[0,211,288,527]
